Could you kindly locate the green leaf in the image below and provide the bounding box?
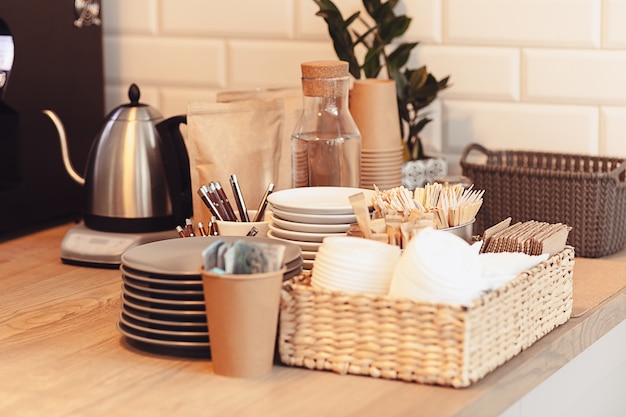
[313,0,361,78]
[379,16,411,42]
[314,0,340,14]
[366,0,399,21]
[438,75,451,90]
[413,116,432,132]
[362,0,384,18]
[363,46,384,78]
[314,0,451,159]
[352,26,377,48]
[387,42,418,72]
[407,67,428,92]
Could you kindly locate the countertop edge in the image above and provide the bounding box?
[455,289,626,417]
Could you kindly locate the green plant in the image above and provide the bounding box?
[313,0,450,160]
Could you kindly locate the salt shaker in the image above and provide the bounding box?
[291,60,361,187]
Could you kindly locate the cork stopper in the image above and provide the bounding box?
[301,60,349,97]
[301,60,349,79]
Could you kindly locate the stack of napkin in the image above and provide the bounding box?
[389,227,550,305]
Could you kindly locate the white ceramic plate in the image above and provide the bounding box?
[267,187,375,215]
[268,223,346,243]
[301,250,317,260]
[267,231,323,252]
[271,206,357,225]
[270,214,351,233]
[121,236,301,276]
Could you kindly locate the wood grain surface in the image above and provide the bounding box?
[1,223,625,417]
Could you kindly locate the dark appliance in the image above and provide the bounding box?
[0,0,104,236]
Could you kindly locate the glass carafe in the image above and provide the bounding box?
[291,61,361,188]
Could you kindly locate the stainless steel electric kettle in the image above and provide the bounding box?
[44,83,192,233]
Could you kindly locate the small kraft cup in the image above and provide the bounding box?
[214,210,270,237]
[201,265,286,378]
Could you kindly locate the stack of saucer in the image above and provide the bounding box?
[311,236,401,294]
[360,145,404,191]
[117,236,302,357]
[266,187,375,269]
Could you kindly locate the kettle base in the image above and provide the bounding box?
[61,222,179,267]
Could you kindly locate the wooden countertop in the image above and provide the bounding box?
[1,223,626,417]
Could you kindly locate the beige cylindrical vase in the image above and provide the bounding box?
[349,79,402,151]
[201,266,286,378]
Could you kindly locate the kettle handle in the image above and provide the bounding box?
[156,115,192,226]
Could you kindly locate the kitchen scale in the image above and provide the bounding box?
[61,222,178,268]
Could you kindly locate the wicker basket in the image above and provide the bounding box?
[278,247,574,388]
[460,143,626,258]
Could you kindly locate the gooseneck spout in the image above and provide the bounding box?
[42,109,85,185]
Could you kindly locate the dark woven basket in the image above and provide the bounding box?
[460,143,626,258]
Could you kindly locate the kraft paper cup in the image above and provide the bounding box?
[201,266,286,378]
[349,79,402,150]
[214,210,270,237]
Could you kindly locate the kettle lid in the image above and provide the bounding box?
[106,83,163,121]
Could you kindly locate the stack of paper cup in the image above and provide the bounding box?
[350,79,404,191]
[311,236,401,294]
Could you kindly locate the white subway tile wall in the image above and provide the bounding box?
[101,0,626,174]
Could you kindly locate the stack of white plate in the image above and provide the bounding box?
[361,145,404,191]
[117,236,302,357]
[266,187,375,269]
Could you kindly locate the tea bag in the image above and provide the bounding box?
[202,239,225,271]
[202,240,286,274]
[186,100,283,222]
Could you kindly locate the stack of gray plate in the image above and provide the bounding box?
[117,236,302,357]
